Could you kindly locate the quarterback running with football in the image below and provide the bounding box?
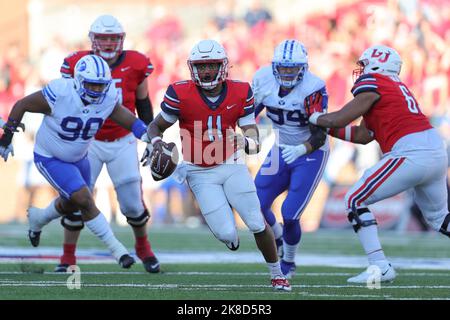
[252,39,328,278]
[0,55,153,269]
[144,39,291,291]
[306,44,450,283]
[27,15,159,273]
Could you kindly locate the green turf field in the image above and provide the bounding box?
[0,223,449,300]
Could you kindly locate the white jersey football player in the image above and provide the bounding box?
[0,55,152,268]
[252,40,329,278]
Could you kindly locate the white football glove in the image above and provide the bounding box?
[252,78,271,106]
[140,143,154,167]
[0,144,14,162]
[279,144,307,165]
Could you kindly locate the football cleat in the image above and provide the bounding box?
[54,264,70,273]
[280,259,296,279]
[225,239,240,251]
[143,256,160,273]
[271,275,292,292]
[347,263,396,284]
[27,207,45,247]
[119,254,135,269]
[28,230,41,248]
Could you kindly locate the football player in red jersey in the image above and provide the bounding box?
[144,39,291,291]
[307,45,449,283]
[27,15,159,273]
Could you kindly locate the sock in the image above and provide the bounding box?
[60,244,76,265]
[39,199,61,225]
[85,214,128,261]
[271,222,283,240]
[282,243,298,263]
[135,235,154,261]
[282,219,301,263]
[355,211,387,265]
[267,261,283,278]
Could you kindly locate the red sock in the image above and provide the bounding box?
[60,244,76,265]
[135,235,154,261]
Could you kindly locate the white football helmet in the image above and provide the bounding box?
[353,45,402,80]
[272,39,308,88]
[89,15,125,60]
[187,39,228,90]
[74,55,112,104]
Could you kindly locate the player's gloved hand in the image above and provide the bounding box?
[252,78,271,106]
[304,92,324,117]
[279,144,307,165]
[140,137,167,167]
[0,143,14,162]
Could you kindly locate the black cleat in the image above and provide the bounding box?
[119,254,135,269]
[54,264,69,273]
[143,256,160,273]
[28,230,41,247]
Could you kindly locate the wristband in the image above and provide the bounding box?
[308,112,324,125]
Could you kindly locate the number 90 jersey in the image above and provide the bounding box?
[351,73,432,154]
[161,79,254,167]
[252,66,328,146]
[34,78,119,162]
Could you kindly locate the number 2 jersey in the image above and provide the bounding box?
[60,50,153,141]
[252,65,328,148]
[161,79,254,167]
[34,78,119,162]
[351,73,432,154]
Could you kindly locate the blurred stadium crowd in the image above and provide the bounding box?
[0,0,449,231]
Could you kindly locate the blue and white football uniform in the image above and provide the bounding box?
[34,77,118,199]
[253,65,329,275]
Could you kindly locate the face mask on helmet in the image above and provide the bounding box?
[89,15,125,60]
[272,39,308,88]
[188,40,228,90]
[352,45,402,82]
[74,55,112,104]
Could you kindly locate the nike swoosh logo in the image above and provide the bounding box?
[226,104,236,110]
[121,66,131,72]
[381,269,389,276]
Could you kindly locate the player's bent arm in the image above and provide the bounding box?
[328,119,374,145]
[0,91,51,157]
[310,92,380,128]
[109,103,149,141]
[147,113,175,145]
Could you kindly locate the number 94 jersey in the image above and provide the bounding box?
[351,73,432,154]
[34,78,119,163]
[252,66,328,146]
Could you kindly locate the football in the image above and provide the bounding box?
[150,142,179,181]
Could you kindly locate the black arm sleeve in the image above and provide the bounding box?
[136,96,154,125]
[307,124,327,151]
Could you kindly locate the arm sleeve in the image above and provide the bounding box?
[136,96,154,125]
[240,85,255,117]
[160,85,181,116]
[351,74,379,97]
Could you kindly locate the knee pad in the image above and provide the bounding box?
[116,181,145,215]
[347,207,377,232]
[61,211,84,231]
[126,209,150,228]
[439,213,450,238]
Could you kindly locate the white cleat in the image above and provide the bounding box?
[347,263,396,284]
[27,207,46,247]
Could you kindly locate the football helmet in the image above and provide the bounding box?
[272,39,308,88]
[187,39,228,90]
[353,45,402,81]
[89,15,125,60]
[74,55,112,104]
